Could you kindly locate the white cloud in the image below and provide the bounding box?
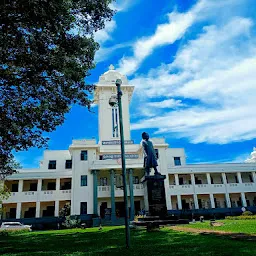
[147,99,184,109]
[95,42,131,63]
[117,1,205,75]
[130,14,256,144]
[94,20,116,44]
[110,0,139,12]
[245,147,256,163]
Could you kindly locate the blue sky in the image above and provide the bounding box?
[16,0,256,168]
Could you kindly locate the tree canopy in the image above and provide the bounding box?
[0,0,114,177]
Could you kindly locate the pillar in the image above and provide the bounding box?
[110,169,116,221]
[221,173,227,184]
[18,180,23,192]
[252,172,256,183]
[191,173,196,185]
[37,179,42,191]
[225,193,231,208]
[92,170,99,216]
[55,201,59,217]
[241,192,247,207]
[174,174,179,185]
[193,194,199,209]
[128,169,135,220]
[237,172,243,184]
[209,194,215,208]
[177,195,182,210]
[16,202,21,219]
[56,178,61,190]
[36,202,40,218]
[206,173,212,184]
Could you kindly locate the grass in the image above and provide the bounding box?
[180,219,256,234]
[0,223,256,256]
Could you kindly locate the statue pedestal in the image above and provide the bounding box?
[142,174,167,218]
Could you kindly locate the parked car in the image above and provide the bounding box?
[0,222,32,231]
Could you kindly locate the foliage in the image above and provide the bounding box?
[226,215,256,220]
[0,156,21,179]
[0,226,256,255]
[0,185,11,215]
[242,211,253,216]
[62,216,81,228]
[59,203,71,218]
[0,228,30,236]
[0,0,114,176]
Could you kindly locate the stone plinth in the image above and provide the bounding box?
[142,175,167,218]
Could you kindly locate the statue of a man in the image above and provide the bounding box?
[142,132,161,176]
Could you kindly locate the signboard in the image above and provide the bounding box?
[102,140,134,145]
[102,154,139,160]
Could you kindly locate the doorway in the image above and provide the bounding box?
[115,202,125,218]
[100,202,107,218]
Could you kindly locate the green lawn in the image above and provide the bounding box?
[0,225,256,256]
[181,219,256,234]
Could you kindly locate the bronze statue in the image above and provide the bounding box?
[142,132,161,176]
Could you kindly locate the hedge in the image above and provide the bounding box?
[226,215,256,220]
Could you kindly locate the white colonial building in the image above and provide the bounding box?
[1,66,256,224]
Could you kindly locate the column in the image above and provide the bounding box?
[206,173,212,184]
[56,178,61,190]
[55,201,59,217]
[252,172,256,183]
[110,169,116,221]
[193,194,199,209]
[37,179,42,191]
[16,202,21,219]
[174,174,179,185]
[177,195,182,210]
[225,193,231,208]
[128,169,135,220]
[221,173,227,184]
[36,202,40,218]
[237,172,243,184]
[209,194,215,208]
[191,173,196,185]
[241,192,247,207]
[18,180,23,192]
[92,170,99,216]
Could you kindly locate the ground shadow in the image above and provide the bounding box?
[0,227,255,256]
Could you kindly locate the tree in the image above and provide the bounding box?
[0,0,114,176]
[0,184,11,218]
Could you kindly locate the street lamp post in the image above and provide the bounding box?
[116,78,131,248]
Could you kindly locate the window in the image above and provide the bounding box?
[100,177,108,186]
[29,183,37,191]
[112,108,119,137]
[11,183,18,192]
[47,182,56,190]
[174,157,181,166]
[65,160,72,169]
[80,202,87,214]
[133,176,139,184]
[80,150,88,161]
[48,160,56,169]
[81,175,87,186]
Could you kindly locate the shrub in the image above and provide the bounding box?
[242,211,253,216]
[226,215,256,220]
[62,216,81,228]
[0,229,30,236]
